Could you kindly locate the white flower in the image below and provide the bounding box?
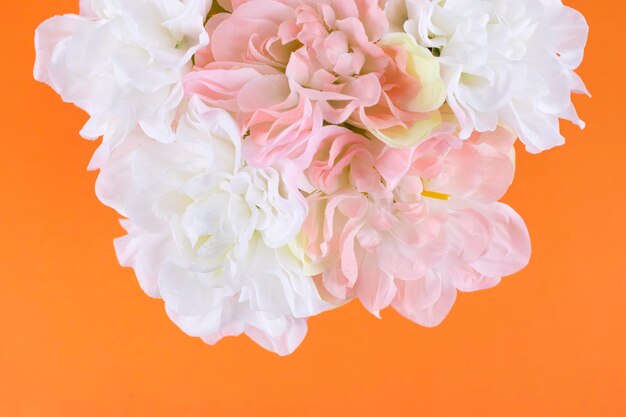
[34,0,211,168]
[386,0,589,152]
[96,97,329,355]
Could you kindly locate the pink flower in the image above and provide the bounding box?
[303,126,530,325]
[184,0,446,169]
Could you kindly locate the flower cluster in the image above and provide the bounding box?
[35,0,588,355]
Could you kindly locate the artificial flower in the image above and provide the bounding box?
[303,125,530,325]
[386,0,589,152]
[34,0,211,167]
[185,0,446,169]
[96,97,329,355]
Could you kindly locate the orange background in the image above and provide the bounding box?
[1,1,625,416]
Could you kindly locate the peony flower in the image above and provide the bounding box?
[34,0,211,168]
[185,0,446,169]
[385,0,589,153]
[303,125,530,325]
[96,97,329,355]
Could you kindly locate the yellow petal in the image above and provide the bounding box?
[370,111,442,148]
[379,32,446,113]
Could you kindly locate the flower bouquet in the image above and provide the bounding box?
[35,0,589,355]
